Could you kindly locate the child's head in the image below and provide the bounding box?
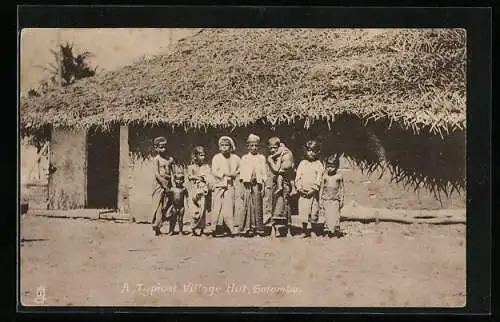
[218,136,235,155]
[325,154,340,175]
[154,136,168,155]
[268,137,281,155]
[305,140,320,161]
[173,170,185,187]
[247,134,260,155]
[191,146,206,165]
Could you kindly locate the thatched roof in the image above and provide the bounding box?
[21,28,466,136]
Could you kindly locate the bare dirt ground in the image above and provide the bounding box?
[20,213,465,307]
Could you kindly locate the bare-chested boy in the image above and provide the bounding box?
[151,136,174,236]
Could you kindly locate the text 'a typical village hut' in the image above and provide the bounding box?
[20,28,466,222]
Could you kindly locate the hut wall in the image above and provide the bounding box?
[338,157,466,209]
[21,140,50,209]
[48,128,87,210]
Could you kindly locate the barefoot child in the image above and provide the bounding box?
[151,136,174,236]
[319,155,345,237]
[187,146,212,236]
[295,140,324,237]
[239,134,267,236]
[211,136,240,237]
[165,168,189,235]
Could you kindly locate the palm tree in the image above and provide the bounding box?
[23,42,98,149]
[28,42,97,97]
[56,42,96,85]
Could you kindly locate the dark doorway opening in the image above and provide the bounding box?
[86,126,119,209]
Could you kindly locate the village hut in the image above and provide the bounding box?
[20,28,466,222]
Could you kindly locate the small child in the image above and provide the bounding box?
[187,146,212,236]
[165,168,189,235]
[319,155,345,237]
[295,140,324,237]
[151,136,174,236]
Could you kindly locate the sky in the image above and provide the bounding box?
[19,28,201,92]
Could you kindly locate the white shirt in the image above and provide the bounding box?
[239,153,267,184]
[211,153,241,187]
[295,159,324,192]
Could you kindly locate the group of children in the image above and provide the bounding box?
[151,134,345,238]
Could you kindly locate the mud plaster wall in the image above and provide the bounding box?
[127,125,466,223]
[48,128,87,210]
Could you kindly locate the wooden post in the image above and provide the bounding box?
[117,125,130,215]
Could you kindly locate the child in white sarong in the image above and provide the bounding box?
[211,136,240,237]
[319,154,345,237]
[239,134,267,236]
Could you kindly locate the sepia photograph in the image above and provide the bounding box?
[19,27,466,308]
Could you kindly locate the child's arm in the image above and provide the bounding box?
[338,175,345,208]
[318,176,326,214]
[313,163,324,191]
[267,154,281,174]
[269,146,283,159]
[231,155,241,178]
[305,163,323,197]
[167,158,175,187]
[183,188,189,211]
[319,176,325,200]
[276,160,283,174]
[279,151,293,174]
[295,161,305,194]
[154,158,170,189]
[211,155,226,180]
[260,155,268,184]
[187,165,198,182]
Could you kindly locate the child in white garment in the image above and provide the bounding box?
[319,154,345,237]
[295,140,324,238]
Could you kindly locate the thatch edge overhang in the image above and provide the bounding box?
[20,110,466,140]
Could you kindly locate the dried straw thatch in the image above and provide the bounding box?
[20,28,466,137]
[316,115,465,200]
